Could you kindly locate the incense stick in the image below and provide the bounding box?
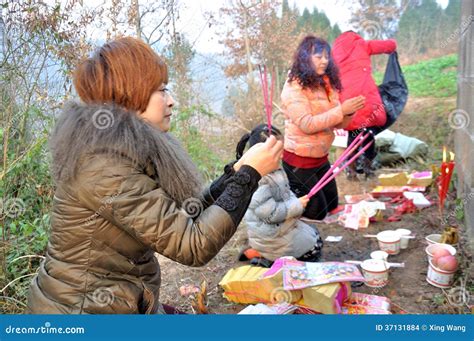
[258,65,274,135]
[314,131,370,189]
[308,140,374,198]
[307,131,370,198]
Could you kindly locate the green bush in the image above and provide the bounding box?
[1,136,53,313]
[171,105,228,182]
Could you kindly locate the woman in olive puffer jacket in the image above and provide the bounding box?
[26,37,283,314]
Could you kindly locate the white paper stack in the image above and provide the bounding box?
[403,191,431,208]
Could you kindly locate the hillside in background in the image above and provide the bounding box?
[191,52,458,116]
[375,54,458,98]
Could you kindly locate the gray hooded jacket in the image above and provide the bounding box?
[244,168,319,261]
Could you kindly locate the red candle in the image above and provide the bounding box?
[438,147,447,210]
[443,153,455,201]
[438,148,455,211]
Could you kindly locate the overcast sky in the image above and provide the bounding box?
[177,0,450,53]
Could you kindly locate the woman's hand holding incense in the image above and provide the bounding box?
[235,135,283,176]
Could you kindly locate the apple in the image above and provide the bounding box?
[431,247,451,260]
[434,255,458,271]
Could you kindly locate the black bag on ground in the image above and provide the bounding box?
[378,52,408,130]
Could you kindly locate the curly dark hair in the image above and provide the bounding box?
[288,35,342,92]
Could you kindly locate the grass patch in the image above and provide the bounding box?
[374,54,457,98]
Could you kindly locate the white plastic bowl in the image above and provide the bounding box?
[425,234,442,245]
[370,250,389,261]
[426,259,457,288]
[361,259,390,288]
[425,243,457,263]
[377,230,401,255]
[396,228,412,249]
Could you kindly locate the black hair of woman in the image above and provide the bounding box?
[236,124,283,160]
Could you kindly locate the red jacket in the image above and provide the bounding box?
[333,32,397,131]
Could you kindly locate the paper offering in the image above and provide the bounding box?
[282,260,365,290]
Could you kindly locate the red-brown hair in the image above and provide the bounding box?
[73,37,168,112]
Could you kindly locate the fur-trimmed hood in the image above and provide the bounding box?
[49,100,204,205]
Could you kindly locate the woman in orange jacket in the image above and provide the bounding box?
[281,35,365,220]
